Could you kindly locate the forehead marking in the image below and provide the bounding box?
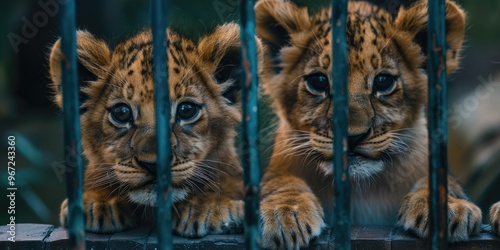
[124,41,152,68]
[370,54,380,69]
[126,84,134,100]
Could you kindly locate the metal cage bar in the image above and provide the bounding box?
[60,0,85,249]
[239,0,261,249]
[151,0,173,249]
[427,0,449,249]
[331,0,351,249]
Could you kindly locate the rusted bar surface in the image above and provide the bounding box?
[427,0,449,249]
[60,0,85,248]
[239,0,261,249]
[151,0,173,249]
[330,0,351,249]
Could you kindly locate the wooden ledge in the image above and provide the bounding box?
[1,224,499,249]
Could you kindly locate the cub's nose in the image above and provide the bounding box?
[135,157,157,177]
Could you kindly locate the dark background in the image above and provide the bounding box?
[0,0,499,226]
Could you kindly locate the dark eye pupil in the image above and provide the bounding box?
[306,73,329,93]
[177,102,199,120]
[111,104,132,123]
[374,74,396,92]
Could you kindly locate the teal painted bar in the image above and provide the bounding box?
[427,0,448,249]
[60,0,85,249]
[331,0,351,249]
[239,0,261,249]
[151,0,173,249]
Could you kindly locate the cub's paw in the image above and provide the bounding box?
[490,201,500,236]
[397,190,482,241]
[173,198,244,237]
[260,192,325,249]
[60,196,137,233]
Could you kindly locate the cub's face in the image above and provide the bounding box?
[49,24,249,206]
[256,0,465,178]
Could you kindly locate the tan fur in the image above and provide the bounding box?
[490,202,500,236]
[256,0,479,248]
[398,177,481,241]
[50,24,266,236]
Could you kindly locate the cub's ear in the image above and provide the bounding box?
[395,0,466,74]
[49,30,111,109]
[255,0,310,73]
[255,0,310,49]
[197,23,266,105]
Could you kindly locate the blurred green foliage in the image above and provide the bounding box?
[458,0,500,45]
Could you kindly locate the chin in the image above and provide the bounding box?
[318,155,384,181]
[128,183,189,206]
[348,155,384,180]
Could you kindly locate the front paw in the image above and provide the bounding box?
[173,198,244,237]
[60,196,137,233]
[397,190,482,241]
[490,201,500,236]
[260,192,325,249]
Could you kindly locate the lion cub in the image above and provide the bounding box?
[49,24,265,236]
[255,0,481,248]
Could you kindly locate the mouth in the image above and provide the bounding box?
[321,151,374,162]
[127,182,189,206]
[348,153,385,179]
[318,152,384,179]
[347,152,382,165]
[348,151,375,161]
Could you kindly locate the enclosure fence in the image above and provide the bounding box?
[59,0,449,249]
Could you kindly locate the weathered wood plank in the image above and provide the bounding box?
[390,227,428,250]
[353,226,392,250]
[109,227,150,249]
[1,224,499,249]
[44,227,70,250]
[0,224,53,249]
[84,232,113,250]
[446,225,500,250]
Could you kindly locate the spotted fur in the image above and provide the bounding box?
[255,0,480,248]
[50,24,266,236]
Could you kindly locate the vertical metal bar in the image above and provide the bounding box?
[239,0,261,249]
[151,0,173,249]
[427,0,448,249]
[331,0,350,249]
[60,0,85,249]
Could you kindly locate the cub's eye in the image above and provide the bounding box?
[305,73,329,95]
[111,104,133,123]
[373,74,397,94]
[177,102,201,121]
